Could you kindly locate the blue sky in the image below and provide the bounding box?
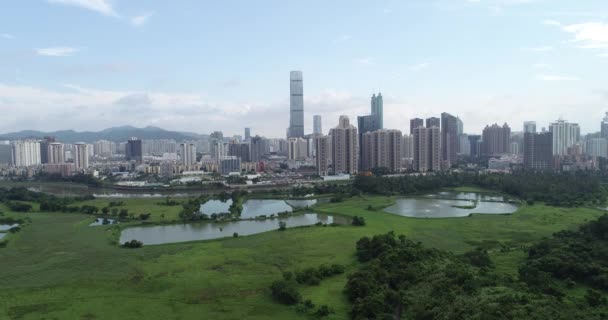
[0,0,607,137]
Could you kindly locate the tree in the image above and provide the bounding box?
[119,209,129,219]
[102,207,109,215]
[270,280,301,305]
[278,221,287,231]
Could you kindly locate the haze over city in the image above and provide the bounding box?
[1,0,607,136]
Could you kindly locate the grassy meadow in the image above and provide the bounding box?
[0,193,605,319]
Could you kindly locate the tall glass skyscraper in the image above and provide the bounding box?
[313,115,322,135]
[371,93,383,129]
[288,71,304,138]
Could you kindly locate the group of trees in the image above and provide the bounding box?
[520,214,608,294]
[353,171,607,207]
[270,264,345,317]
[344,228,608,319]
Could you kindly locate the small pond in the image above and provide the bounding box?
[0,233,5,240]
[0,224,19,231]
[384,192,518,218]
[119,213,347,245]
[89,218,118,226]
[241,199,294,218]
[286,198,330,208]
[423,191,506,202]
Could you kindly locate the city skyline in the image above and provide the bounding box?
[0,0,607,136]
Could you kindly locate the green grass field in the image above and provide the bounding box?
[0,194,605,319]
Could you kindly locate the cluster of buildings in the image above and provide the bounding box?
[1,70,607,180]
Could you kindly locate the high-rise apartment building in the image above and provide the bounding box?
[74,143,89,170]
[401,134,414,159]
[313,115,322,135]
[314,135,331,176]
[125,138,143,163]
[371,93,383,129]
[413,126,440,172]
[441,112,458,166]
[179,143,197,166]
[586,138,608,159]
[330,115,358,175]
[410,118,424,135]
[357,114,380,168]
[459,134,471,156]
[468,135,482,158]
[524,132,553,170]
[361,129,402,172]
[11,140,41,167]
[93,140,114,157]
[39,136,55,164]
[524,121,537,134]
[482,123,511,155]
[250,136,267,162]
[288,71,304,138]
[287,137,309,160]
[48,142,65,164]
[219,156,241,175]
[228,143,250,162]
[426,117,440,129]
[550,120,580,156]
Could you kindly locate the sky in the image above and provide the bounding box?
[0,0,607,138]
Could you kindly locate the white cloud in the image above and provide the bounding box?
[551,22,608,50]
[543,19,561,26]
[1,33,15,39]
[35,47,80,57]
[537,74,579,81]
[47,0,118,17]
[131,12,154,27]
[409,62,431,71]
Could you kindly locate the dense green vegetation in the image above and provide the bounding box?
[345,228,608,319]
[354,171,607,207]
[0,179,607,319]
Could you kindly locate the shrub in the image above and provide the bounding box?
[278,221,287,231]
[233,232,238,238]
[139,213,151,220]
[122,240,143,248]
[352,216,366,226]
[0,240,7,248]
[270,280,301,305]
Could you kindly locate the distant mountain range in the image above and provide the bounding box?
[0,126,208,143]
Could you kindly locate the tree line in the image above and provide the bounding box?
[353,171,607,207]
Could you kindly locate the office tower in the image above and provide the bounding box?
[456,117,464,136]
[524,121,537,134]
[401,134,414,159]
[213,141,227,162]
[39,136,55,164]
[510,142,520,155]
[250,136,267,162]
[468,135,482,158]
[441,112,458,166]
[601,113,608,139]
[413,127,440,172]
[180,143,197,166]
[125,138,143,163]
[314,135,331,176]
[0,143,11,165]
[459,134,471,156]
[288,71,304,138]
[482,123,511,155]
[219,156,241,175]
[357,114,380,168]
[586,138,608,158]
[426,117,440,128]
[371,93,383,129]
[410,118,424,135]
[11,140,41,167]
[47,142,65,164]
[244,128,251,141]
[313,115,322,135]
[550,120,580,156]
[287,138,309,160]
[228,143,250,162]
[330,115,358,175]
[361,129,402,172]
[524,132,553,170]
[74,143,89,170]
[93,140,114,157]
